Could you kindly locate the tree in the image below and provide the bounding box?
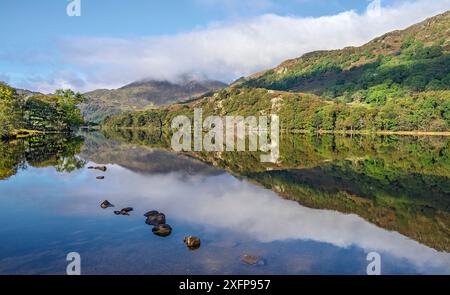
[0,82,15,101]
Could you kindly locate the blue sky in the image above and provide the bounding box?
[0,0,449,92]
[1,0,372,42]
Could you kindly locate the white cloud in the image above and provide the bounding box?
[7,162,450,273]
[31,0,450,91]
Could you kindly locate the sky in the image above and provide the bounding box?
[0,0,449,93]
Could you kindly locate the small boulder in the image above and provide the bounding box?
[114,207,134,216]
[241,255,265,266]
[88,166,107,172]
[144,210,159,218]
[96,166,107,172]
[96,176,105,180]
[100,200,114,209]
[145,212,166,226]
[152,224,172,237]
[184,236,201,250]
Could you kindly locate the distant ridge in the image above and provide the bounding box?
[80,79,227,123]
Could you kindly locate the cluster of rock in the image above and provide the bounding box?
[99,200,201,250]
[95,166,265,263]
[99,200,266,262]
[100,200,134,216]
[144,210,172,237]
[88,165,107,180]
[114,207,134,216]
[94,165,204,251]
[142,211,201,249]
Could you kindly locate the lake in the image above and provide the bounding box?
[0,131,449,274]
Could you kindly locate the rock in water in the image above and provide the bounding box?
[241,255,265,266]
[114,207,134,216]
[96,166,107,172]
[152,224,172,237]
[96,176,105,180]
[144,210,159,218]
[120,207,133,215]
[100,200,114,209]
[184,236,201,250]
[145,212,166,226]
[88,166,107,172]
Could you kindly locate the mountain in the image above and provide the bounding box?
[236,11,450,104]
[103,11,450,133]
[79,131,221,177]
[80,79,227,123]
[14,88,42,98]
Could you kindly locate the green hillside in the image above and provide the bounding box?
[103,12,450,133]
[0,82,84,139]
[237,11,450,104]
[103,87,449,132]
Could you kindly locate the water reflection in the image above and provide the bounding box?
[102,128,450,252]
[0,131,448,274]
[0,135,85,180]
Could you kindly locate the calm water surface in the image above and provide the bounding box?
[0,132,449,274]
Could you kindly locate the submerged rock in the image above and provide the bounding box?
[100,200,114,209]
[152,224,172,237]
[241,255,265,266]
[145,212,166,226]
[96,176,105,180]
[88,166,107,172]
[114,207,134,216]
[184,236,201,250]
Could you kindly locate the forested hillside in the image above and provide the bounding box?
[0,82,84,139]
[238,11,450,104]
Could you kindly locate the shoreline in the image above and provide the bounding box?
[99,126,450,137]
[286,130,450,136]
[1,129,72,140]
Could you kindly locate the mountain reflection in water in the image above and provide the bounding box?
[0,131,448,274]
